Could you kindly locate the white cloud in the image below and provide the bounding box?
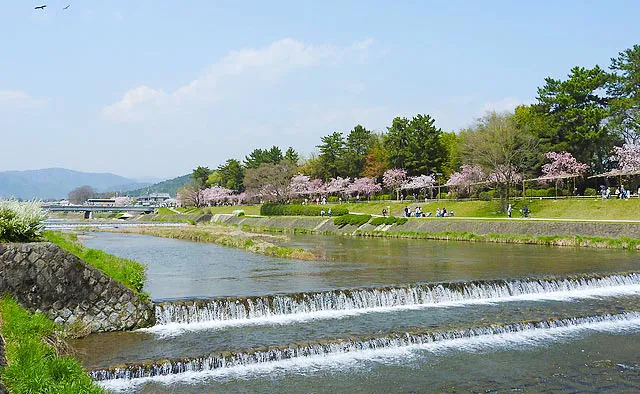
[0,90,47,110]
[102,38,374,121]
[482,97,522,114]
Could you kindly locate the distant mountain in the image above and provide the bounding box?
[124,174,192,197]
[0,168,151,200]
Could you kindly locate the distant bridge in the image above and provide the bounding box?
[42,205,155,219]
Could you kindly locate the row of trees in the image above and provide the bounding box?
[179,44,640,206]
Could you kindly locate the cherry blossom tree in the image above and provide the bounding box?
[202,186,233,205]
[446,165,486,197]
[347,177,382,200]
[383,168,407,200]
[325,177,352,196]
[611,144,640,172]
[114,196,134,206]
[542,151,588,177]
[289,174,313,196]
[401,174,436,198]
[177,183,206,207]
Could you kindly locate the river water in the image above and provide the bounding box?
[77,232,640,393]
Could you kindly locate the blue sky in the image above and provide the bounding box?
[1,0,639,179]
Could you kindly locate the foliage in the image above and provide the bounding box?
[284,147,300,164]
[202,185,233,205]
[462,111,538,202]
[343,125,376,177]
[607,44,640,144]
[536,65,618,172]
[67,185,95,204]
[370,216,408,226]
[211,159,245,191]
[361,135,390,178]
[192,166,213,190]
[244,161,297,202]
[0,200,47,242]
[333,213,372,227]
[401,175,436,196]
[260,203,348,216]
[384,114,448,176]
[0,296,104,394]
[43,231,147,294]
[325,176,352,196]
[316,132,346,180]
[245,146,285,169]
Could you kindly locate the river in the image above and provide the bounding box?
[76,232,640,393]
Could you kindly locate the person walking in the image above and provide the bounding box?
[507,203,512,218]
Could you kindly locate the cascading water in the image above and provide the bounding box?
[91,311,640,383]
[153,272,640,326]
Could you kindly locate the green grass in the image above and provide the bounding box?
[0,296,103,394]
[325,198,640,221]
[360,229,640,251]
[333,214,372,227]
[43,231,147,295]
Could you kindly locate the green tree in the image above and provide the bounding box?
[462,111,539,203]
[317,132,346,180]
[384,114,448,176]
[343,125,376,178]
[361,135,390,178]
[284,147,300,164]
[265,146,283,163]
[191,166,212,190]
[608,44,640,144]
[441,131,462,177]
[536,65,617,171]
[214,159,245,191]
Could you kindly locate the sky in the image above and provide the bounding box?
[1,0,639,180]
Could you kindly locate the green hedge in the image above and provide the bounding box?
[370,216,408,226]
[260,203,349,216]
[333,214,372,227]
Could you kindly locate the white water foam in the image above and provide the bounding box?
[99,312,640,392]
[144,282,640,337]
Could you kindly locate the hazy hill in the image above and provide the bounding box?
[0,168,150,200]
[124,174,192,197]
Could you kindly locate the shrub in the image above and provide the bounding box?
[327,196,340,203]
[478,192,492,201]
[260,203,349,216]
[0,200,47,243]
[370,216,408,226]
[584,187,597,196]
[333,214,372,227]
[370,194,393,201]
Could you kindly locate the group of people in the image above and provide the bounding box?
[600,185,633,200]
[320,208,333,217]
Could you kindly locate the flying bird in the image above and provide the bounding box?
[34,5,47,10]
[63,4,70,10]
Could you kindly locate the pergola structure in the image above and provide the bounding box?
[520,174,583,199]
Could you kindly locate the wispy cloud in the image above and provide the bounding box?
[102,38,375,122]
[0,90,48,110]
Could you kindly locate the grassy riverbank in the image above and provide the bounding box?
[43,231,147,296]
[0,297,103,394]
[95,225,318,261]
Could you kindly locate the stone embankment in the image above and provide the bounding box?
[212,214,640,239]
[0,242,154,333]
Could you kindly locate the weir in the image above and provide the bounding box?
[91,312,640,382]
[153,272,640,326]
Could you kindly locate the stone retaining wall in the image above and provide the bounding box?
[0,242,155,333]
[214,215,640,239]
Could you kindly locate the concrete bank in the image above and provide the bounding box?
[0,242,155,333]
[212,214,640,240]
